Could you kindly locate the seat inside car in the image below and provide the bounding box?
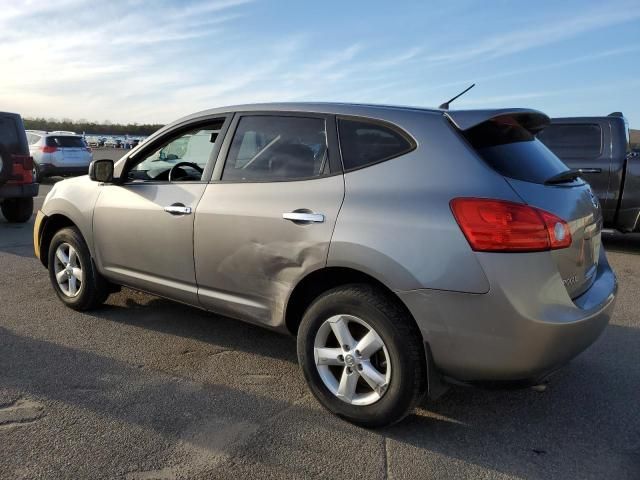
[268,143,316,178]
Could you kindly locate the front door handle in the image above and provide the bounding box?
[164,203,192,215]
[282,212,325,224]
[578,168,602,174]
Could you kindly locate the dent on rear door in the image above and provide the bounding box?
[193,175,345,329]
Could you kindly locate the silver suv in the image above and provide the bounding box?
[34,103,617,427]
[26,130,93,179]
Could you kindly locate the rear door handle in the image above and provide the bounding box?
[577,168,601,174]
[164,204,192,215]
[282,212,325,223]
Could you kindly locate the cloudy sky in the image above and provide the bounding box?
[1,0,639,125]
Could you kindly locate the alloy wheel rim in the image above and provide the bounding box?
[53,243,83,297]
[314,314,391,406]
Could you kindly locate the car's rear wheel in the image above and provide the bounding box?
[297,284,427,427]
[1,197,33,223]
[48,227,110,310]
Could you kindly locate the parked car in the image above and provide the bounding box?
[103,137,119,148]
[26,131,93,180]
[86,136,101,147]
[0,112,38,222]
[33,103,617,427]
[538,112,639,232]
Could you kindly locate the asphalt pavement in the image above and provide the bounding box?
[0,181,638,479]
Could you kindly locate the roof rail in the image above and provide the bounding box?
[607,112,624,117]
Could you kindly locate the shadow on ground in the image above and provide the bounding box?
[603,232,640,254]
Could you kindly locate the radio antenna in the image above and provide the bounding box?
[439,83,475,110]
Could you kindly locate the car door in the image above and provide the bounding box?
[538,121,612,216]
[194,112,344,327]
[93,116,231,305]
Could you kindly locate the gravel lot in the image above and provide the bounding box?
[1,180,639,479]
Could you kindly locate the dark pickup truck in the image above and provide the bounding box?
[538,112,639,232]
[0,112,38,223]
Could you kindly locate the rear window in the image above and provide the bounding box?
[46,136,86,148]
[464,117,570,184]
[537,124,602,160]
[338,118,414,170]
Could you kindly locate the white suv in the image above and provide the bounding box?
[26,130,93,179]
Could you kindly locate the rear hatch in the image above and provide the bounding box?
[47,135,91,166]
[450,110,602,299]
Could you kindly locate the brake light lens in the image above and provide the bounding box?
[41,145,57,153]
[450,198,572,252]
[10,154,34,183]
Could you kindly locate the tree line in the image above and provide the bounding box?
[23,117,164,136]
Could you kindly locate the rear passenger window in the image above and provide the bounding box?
[537,124,602,160]
[222,116,328,182]
[338,118,414,170]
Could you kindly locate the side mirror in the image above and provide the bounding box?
[89,159,114,183]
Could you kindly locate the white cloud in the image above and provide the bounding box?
[0,0,638,124]
[421,3,640,65]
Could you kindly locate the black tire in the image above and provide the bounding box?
[33,162,41,183]
[47,227,110,311]
[297,284,427,428]
[1,197,33,223]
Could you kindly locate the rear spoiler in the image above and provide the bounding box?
[444,108,550,134]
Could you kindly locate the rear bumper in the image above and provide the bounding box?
[38,164,88,177]
[398,248,617,383]
[0,182,39,199]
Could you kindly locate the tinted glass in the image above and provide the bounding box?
[537,124,602,160]
[46,136,86,148]
[223,116,327,181]
[0,116,19,150]
[338,119,413,170]
[464,118,571,184]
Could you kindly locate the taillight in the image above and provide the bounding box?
[450,198,572,252]
[41,145,57,153]
[10,154,34,183]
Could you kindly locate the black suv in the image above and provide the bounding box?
[538,112,639,233]
[0,112,38,223]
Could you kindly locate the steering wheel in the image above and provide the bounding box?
[168,161,204,182]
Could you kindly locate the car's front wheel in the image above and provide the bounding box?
[1,197,33,223]
[48,227,110,310]
[297,284,427,428]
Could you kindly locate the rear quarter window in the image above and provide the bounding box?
[537,124,602,160]
[338,118,414,171]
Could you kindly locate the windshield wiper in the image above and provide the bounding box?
[544,169,581,185]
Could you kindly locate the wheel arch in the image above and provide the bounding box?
[284,266,420,338]
[38,213,78,267]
